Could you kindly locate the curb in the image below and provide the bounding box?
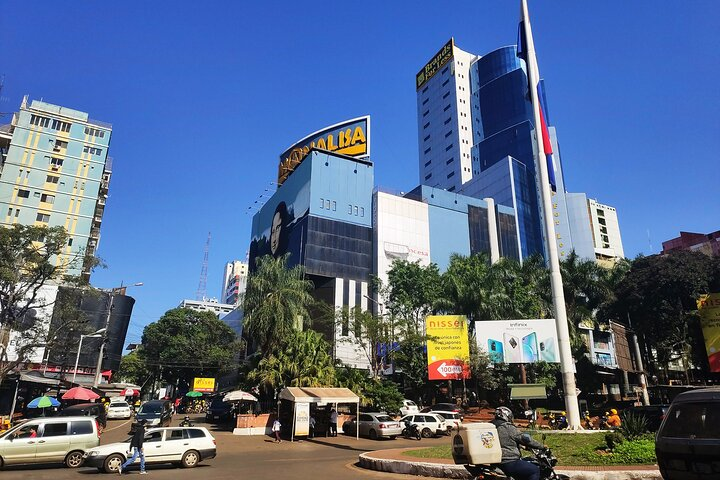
[358,451,662,480]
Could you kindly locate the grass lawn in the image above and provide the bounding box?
[402,432,656,466]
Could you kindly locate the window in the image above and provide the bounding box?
[443,104,450,111]
[422,86,428,94]
[186,429,207,439]
[17,189,30,198]
[441,66,449,75]
[442,92,450,99]
[360,207,364,217]
[423,122,430,129]
[424,147,431,154]
[422,109,429,117]
[424,173,432,180]
[442,79,449,87]
[84,126,105,138]
[70,421,93,435]
[445,130,452,138]
[446,158,454,165]
[448,186,456,192]
[144,431,163,443]
[36,213,50,223]
[423,134,430,142]
[447,171,455,179]
[320,198,325,209]
[53,140,68,151]
[83,146,103,155]
[424,160,431,167]
[42,422,68,437]
[41,194,55,204]
[15,209,20,217]
[348,205,352,214]
[30,114,50,127]
[444,117,451,125]
[46,175,59,184]
[445,144,453,151]
[50,157,64,167]
[68,238,73,246]
[332,201,336,211]
[422,98,429,105]
[51,119,71,132]
[354,206,358,216]
[325,199,330,210]
[7,208,11,216]
[167,429,185,441]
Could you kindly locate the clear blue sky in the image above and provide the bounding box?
[2,2,719,346]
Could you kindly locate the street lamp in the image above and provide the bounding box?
[93,282,143,387]
[363,295,394,376]
[72,328,106,384]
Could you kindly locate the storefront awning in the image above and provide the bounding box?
[509,383,547,400]
[19,371,60,386]
[278,387,359,404]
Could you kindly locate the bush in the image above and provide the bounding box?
[620,412,649,440]
[612,439,656,464]
[605,431,625,450]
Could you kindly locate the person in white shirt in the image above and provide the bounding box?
[329,409,338,437]
[272,418,282,443]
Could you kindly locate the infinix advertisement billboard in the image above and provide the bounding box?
[475,319,560,364]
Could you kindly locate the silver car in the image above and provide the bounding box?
[342,413,402,440]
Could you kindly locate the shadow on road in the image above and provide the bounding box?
[303,437,376,452]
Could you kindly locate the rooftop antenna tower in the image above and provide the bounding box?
[196,232,211,301]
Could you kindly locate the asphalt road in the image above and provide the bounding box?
[0,415,449,479]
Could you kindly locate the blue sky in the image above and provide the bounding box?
[2,1,719,346]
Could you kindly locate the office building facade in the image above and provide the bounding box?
[662,230,720,256]
[0,96,113,279]
[221,260,248,306]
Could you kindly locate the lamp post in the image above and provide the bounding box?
[363,294,392,376]
[93,282,142,387]
[72,328,106,384]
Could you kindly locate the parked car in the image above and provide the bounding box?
[59,403,107,429]
[420,403,463,414]
[342,413,402,440]
[83,426,216,473]
[205,397,234,423]
[400,399,420,416]
[131,400,172,432]
[107,401,133,420]
[400,413,447,438]
[628,404,669,432]
[0,416,100,468]
[430,410,463,431]
[656,388,720,480]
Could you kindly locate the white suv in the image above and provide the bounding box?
[82,427,216,473]
[400,413,447,438]
[430,410,463,432]
[399,399,419,416]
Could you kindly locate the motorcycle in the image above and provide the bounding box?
[599,413,611,430]
[544,412,558,430]
[179,416,194,427]
[582,412,595,430]
[464,446,569,480]
[402,422,422,441]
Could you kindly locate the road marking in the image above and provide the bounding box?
[104,418,132,432]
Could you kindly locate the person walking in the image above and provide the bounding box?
[272,418,282,443]
[119,419,147,474]
[329,409,338,437]
[309,415,316,439]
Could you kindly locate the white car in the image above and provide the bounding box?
[82,427,216,473]
[400,399,419,416]
[400,413,447,438]
[430,410,463,431]
[107,401,133,420]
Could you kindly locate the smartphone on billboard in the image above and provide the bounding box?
[522,332,538,362]
[539,337,557,362]
[503,333,521,363]
[487,339,504,363]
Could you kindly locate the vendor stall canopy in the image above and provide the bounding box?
[278,387,359,404]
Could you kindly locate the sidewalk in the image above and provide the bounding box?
[359,447,662,480]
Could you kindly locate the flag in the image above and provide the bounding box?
[517,1,557,192]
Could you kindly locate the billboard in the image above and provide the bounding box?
[278,116,370,186]
[698,293,720,372]
[475,319,560,364]
[193,377,216,393]
[426,315,471,380]
[416,38,454,90]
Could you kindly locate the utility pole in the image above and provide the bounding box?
[93,292,114,388]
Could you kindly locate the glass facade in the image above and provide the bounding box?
[304,216,373,281]
[468,205,490,255]
[497,211,520,261]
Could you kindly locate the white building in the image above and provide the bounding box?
[220,260,248,306]
[178,298,235,319]
[5,284,59,364]
[588,199,624,263]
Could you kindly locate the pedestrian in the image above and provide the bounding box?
[329,409,338,437]
[309,415,316,439]
[119,419,147,474]
[272,418,282,443]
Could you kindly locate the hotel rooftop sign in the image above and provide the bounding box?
[277,116,370,186]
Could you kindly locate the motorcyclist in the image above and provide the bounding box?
[557,411,568,430]
[491,406,545,480]
[606,408,622,428]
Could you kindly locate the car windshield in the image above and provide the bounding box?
[375,415,393,422]
[659,402,720,439]
[406,401,416,406]
[138,404,162,414]
[110,402,128,408]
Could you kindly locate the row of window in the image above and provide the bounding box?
[319,198,337,211]
[82,145,103,155]
[84,126,106,138]
[17,189,56,204]
[30,115,71,132]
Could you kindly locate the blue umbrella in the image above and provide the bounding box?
[27,395,61,408]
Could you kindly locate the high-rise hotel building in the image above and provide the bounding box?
[0,96,112,280]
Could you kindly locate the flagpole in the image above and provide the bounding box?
[520,0,581,429]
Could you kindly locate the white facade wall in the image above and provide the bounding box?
[588,199,625,260]
[5,284,59,363]
[179,298,235,319]
[417,45,477,190]
[221,260,248,305]
[332,277,371,370]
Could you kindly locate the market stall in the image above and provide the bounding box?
[278,387,360,442]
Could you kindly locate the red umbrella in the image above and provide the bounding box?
[62,387,100,401]
[121,388,140,396]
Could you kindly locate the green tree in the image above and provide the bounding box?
[248,329,336,391]
[336,306,392,378]
[0,225,90,382]
[243,254,314,354]
[385,260,442,332]
[140,307,242,388]
[334,364,404,412]
[115,350,151,386]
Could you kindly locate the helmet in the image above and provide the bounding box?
[604,412,609,416]
[610,409,617,415]
[561,411,566,416]
[495,406,514,423]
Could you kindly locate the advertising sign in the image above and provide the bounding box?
[426,315,471,380]
[192,377,216,393]
[475,319,560,364]
[278,116,370,186]
[416,38,454,90]
[294,402,310,436]
[698,293,720,372]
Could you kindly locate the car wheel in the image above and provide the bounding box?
[389,435,397,440]
[369,429,378,440]
[181,450,200,468]
[104,453,124,473]
[65,450,84,468]
[421,427,433,438]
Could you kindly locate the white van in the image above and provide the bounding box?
[0,416,100,468]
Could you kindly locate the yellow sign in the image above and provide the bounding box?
[192,377,216,393]
[698,293,720,373]
[416,39,454,90]
[278,116,370,186]
[426,315,470,380]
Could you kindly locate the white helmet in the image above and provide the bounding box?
[495,406,513,423]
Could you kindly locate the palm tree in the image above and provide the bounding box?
[243,254,315,355]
